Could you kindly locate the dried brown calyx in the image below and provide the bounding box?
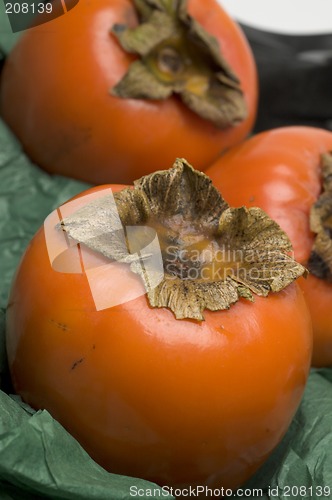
[308,152,332,281]
[111,0,247,128]
[59,159,306,320]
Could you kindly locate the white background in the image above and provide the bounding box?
[218,0,332,34]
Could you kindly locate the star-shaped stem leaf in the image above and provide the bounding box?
[111,0,247,128]
[58,159,306,320]
[308,152,332,282]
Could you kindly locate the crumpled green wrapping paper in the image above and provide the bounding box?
[0,9,332,500]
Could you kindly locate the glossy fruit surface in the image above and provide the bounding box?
[0,0,257,184]
[207,126,332,367]
[6,183,312,490]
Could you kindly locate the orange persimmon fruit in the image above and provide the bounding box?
[207,126,332,367]
[0,0,257,184]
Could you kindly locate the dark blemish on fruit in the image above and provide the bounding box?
[71,358,84,370]
[50,319,70,332]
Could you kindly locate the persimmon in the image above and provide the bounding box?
[0,0,257,184]
[6,160,311,490]
[207,126,332,367]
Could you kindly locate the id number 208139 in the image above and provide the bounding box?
[5,2,53,14]
[268,485,331,497]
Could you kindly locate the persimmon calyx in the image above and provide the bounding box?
[308,152,332,281]
[111,0,247,128]
[58,159,306,320]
